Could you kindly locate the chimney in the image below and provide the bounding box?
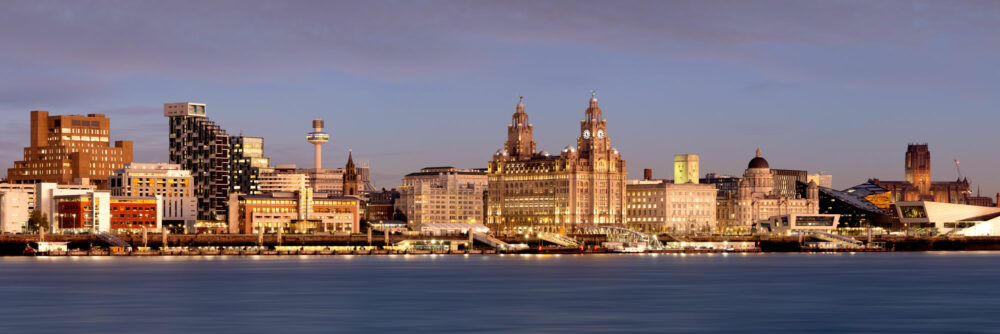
[643,168,653,181]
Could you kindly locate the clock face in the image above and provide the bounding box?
[582,130,591,139]
[597,130,605,138]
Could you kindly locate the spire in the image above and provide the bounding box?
[584,90,602,123]
[755,147,762,158]
[346,149,355,169]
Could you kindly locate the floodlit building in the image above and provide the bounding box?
[258,171,307,193]
[7,111,133,188]
[718,148,819,233]
[626,179,717,234]
[896,201,1000,236]
[487,95,627,233]
[228,189,360,234]
[869,144,970,204]
[397,167,488,227]
[673,154,699,184]
[109,163,196,232]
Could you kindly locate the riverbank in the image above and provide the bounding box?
[6,234,1000,256]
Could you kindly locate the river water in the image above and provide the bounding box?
[2,252,999,333]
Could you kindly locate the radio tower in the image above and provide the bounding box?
[306,119,330,169]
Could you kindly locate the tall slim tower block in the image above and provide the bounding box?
[673,154,699,184]
[164,102,230,221]
[306,119,330,170]
[904,143,931,196]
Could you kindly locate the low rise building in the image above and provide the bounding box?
[896,201,1000,236]
[625,179,717,234]
[54,192,161,233]
[228,189,360,234]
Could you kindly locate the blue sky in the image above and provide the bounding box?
[1,0,998,194]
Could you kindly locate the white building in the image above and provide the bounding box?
[109,163,196,232]
[396,167,488,227]
[0,190,29,233]
[897,201,1000,236]
[259,172,307,193]
[626,179,717,234]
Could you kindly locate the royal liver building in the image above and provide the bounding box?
[487,94,627,233]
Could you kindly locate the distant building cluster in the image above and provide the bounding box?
[0,96,994,237]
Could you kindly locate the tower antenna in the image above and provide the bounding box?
[955,159,962,180]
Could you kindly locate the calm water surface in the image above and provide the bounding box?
[2,252,999,333]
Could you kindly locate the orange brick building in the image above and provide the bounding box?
[7,111,133,189]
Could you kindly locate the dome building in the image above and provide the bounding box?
[725,148,819,231]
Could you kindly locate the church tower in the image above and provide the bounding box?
[504,97,536,160]
[342,150,359,197]
[904,144,931,196]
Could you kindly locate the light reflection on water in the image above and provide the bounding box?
[2,252,1000,333]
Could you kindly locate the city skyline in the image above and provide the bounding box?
[1,1,998,193]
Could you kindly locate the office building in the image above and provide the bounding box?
[487,94,627,232]
[366,188,400,222]
[771,168,808,199]
[258,170,307,193]
[230,135,271,195]
[397,167,488,228]
[54,193,161,233]
[7,111,133,188]
[164,102,231,220]
[673,154,699,184]
[626,179,717,234]
[807,173,833,188]
[109,163,196,232]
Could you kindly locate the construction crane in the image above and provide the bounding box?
[955,159,963,180]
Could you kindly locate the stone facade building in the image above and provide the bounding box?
[396,167,487,228]
[487,95,627,233]
[718,148,819,232]
[626,180,717,234]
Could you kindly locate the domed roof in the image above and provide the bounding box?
[563,145,576,153]
[748,147,769,169]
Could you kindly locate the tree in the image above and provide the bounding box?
[28,210,48,234]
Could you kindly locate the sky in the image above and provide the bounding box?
[1,0,998,194]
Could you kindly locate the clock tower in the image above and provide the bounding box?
[577,92,614,165]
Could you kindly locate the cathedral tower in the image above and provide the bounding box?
[904,144,931,196]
